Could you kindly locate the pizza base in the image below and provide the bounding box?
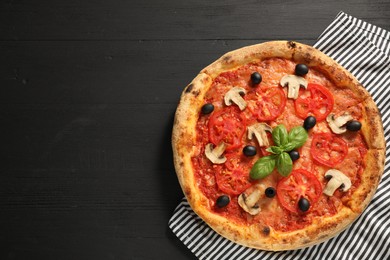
[172,41,385,251]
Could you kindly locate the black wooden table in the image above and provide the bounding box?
[1,1,389,259]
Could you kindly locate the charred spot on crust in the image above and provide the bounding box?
[185,83,194,93]
[303,52,313,64]
[223,55,232,62]
[319,234,328,240]
[303,239,311,244]
[262,226,270,236]
[192,90,200,97]
[184,187,191,197]
[287,41,297,49]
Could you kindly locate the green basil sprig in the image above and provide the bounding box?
[276,152,293,176]
[250,124,308,179]
[250,155,277,179]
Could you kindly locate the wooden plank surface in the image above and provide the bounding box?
[0,0,389,40]
[0,0,389,259]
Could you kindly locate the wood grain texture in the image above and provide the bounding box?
[0,0,389,259]
[0,0,389,40]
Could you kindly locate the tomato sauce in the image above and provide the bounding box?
[193,58,368,232]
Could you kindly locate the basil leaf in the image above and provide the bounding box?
[276,152,293,177]
[266,146,284,154]
[250,156,276,179]
[272,125,289,146]
[281,142,296,152]
[288,126,308,149]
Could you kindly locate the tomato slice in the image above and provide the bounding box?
[277,169,322,213]
[215,152,254,195]
[294,83,334,121]
[208,107,246,150]
[311,133,348,167]
[246,86,287,121]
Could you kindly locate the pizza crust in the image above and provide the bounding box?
[361,99,386,149]
[201,41,295,78]
[172,72,212,203]
[172,41,385,251]
[347,149,385,212]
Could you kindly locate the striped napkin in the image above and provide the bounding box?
[169,12,390,260]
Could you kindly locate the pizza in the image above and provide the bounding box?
[171,41,385,251]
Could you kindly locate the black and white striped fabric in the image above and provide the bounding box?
[169,12,390,260]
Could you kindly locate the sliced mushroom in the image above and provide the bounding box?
[280,75,308,99]
[205,142,227,164]
[224,87,247,110]
[238,189,262,215]
[247,123,273,147]
[323,169,352,196]
[326,113,354,134]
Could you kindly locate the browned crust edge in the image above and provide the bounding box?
[201,41,295,78]
[171,41,385,251]
[361,98,386,149]
[172,72,212,206]
[348,149,385,213]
